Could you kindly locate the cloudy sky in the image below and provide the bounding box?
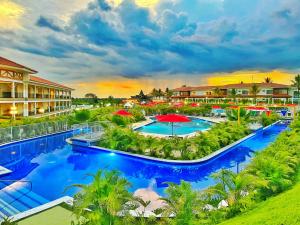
[0,0,299,97]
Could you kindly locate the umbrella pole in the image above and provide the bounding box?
[172,122,174,136]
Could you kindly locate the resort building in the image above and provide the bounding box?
[172,83,299,103]
[0,56,73,118]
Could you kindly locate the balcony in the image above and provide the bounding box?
[36,93,43,99]
[0,92,12,98]
[15,92,23,98]
[28,93,35,98]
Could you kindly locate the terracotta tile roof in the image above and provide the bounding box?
[0,56,37,73]
[173,83,291,92]
[30,75,73,90]
[173,85,217,92]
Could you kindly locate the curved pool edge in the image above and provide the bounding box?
[133,116,215,138]
[69,121,282,165]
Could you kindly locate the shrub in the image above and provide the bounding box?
[74,109,91,122]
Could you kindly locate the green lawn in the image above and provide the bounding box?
[17,205,74,225]
[219,183,300,225]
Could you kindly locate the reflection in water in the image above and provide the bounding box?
[0,123,287,200]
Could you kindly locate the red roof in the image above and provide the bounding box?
[156,114,191,123]
[30,75,73,90]
[0,56,37,73]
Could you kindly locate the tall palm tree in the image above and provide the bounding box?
[213,88,222,98]
[165,87,173,100]
[69,170,134,225]
[250,84,260,104]
[230,88,238,102]
[264,77,272,83]
[292,74,300,103]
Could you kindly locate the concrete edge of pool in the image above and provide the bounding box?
[68,121,281,165]
[132,116,218,138]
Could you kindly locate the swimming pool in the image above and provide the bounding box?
[135,117,213,135]
[0,122,287,217]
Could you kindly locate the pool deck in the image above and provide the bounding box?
[132,116,227,138]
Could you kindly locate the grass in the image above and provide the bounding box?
[17,205,74,225]
[219,182,300,225]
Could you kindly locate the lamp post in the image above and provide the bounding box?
[9,106,17,120]
[38,108,45,114]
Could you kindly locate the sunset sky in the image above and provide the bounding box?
[0,0,299,97]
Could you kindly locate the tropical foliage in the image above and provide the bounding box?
[99,121,250,160]
[70,170,134,225]
[72,117,300,225]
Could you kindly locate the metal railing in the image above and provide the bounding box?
[71,121,109,141]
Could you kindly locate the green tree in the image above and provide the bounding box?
[0,218,18,225]
[226,108,251,122]
[229,89,238,102]
[161,181,201,225]
[250,84,260,104]
[165,87,173,100]
[292,74,300,100]
[213,88,222,97]
[69,170,134,225]
[75,110,91,122]
[264,77,272,83]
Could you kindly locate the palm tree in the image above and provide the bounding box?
[151,88,159,97]
[213,88,222,98]
[165,87,173,101]
[161,181,201,225]
[292,74,300,103]
[250,84,260,104]
[226,108,251,122]
[68,170,134,225]
[230,89,238,102]
[264,77,272,83]
[204,170,259,212]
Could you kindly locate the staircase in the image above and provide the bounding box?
[0,180,49,219]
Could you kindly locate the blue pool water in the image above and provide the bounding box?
[135,117,213,135]
[0,122,287,216]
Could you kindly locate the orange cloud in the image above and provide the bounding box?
[0,0,25,29]
[206,70,294,85]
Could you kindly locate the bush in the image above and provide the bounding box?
[260,113,280,127]
[98,121,250,160]
[74,109,91,122]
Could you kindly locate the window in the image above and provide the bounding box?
[266,90,273,94]
[242,90,249,95]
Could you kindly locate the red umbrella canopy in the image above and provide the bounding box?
[189,103,198,107]
[114,109,132,116]
[212,105,221,109]
[156,114,191,123]
[246,106,267,111]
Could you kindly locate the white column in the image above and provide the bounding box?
[23,82,28,116]
[11,82,15,98]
